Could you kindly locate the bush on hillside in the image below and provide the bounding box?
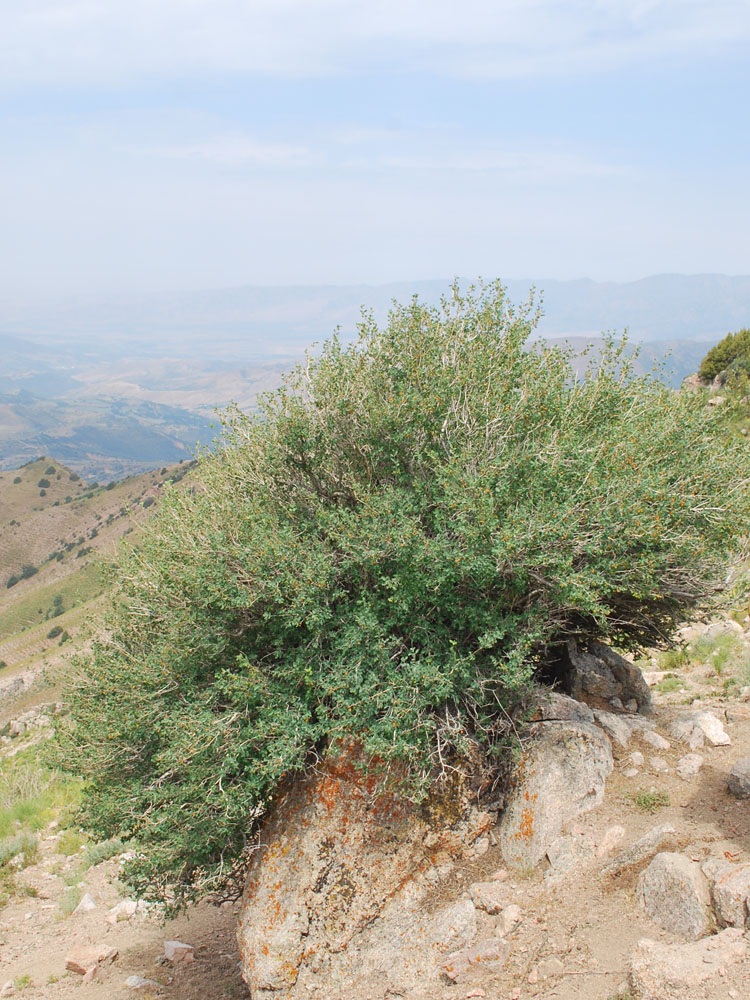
[699,328,750,382]
[37,479,50,489]
[53,281,750,908]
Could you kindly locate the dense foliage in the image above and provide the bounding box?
[699,327,750,382]
[54,283,750,906]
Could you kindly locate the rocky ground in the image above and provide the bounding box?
[1,619,750,999]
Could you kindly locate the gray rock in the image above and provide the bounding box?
[125,976,162,991]
[498,722,612,870]
[73,892,98,914]
[566,639,651,713]
[636,852,712,940]
[640,730,670,751]
[431,899,478,952]
[593,709,631,747]
[468,881,507,914]
[728,757,750,798]
[494,904,521,938]
[710,863,750,928]
[602,825,677,879]
[629,751,645,766]
[629,928,747,1000]
[545,833,596,873]
[675,753,704,779]
[534,689,594,724]
[692,710,731,746]
[537,955,564,980]
[649,757,669,773]
[440,938,510,983]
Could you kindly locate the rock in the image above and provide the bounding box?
[537,956,564,979]
[164,941,194,964]
[602,825,677,880]
[125,975,162,990]
[636,852,712,939]
[675,754,704,779]
[0,982,14,998]
[629,927,747,999]
[494,904,521,937]
[440,938,510,983]
[237,746,489,997]
[82,966,102,984]
[624,698,638,713]
[692,710,731,746]
[702,619,743,638]
[65,944,118,975]
[431,899,478,953]
[728,757,750,798]
[710,863,750,928]
[469,882,507,914]
[498,721,613,870]
[622,767,639,778]
[649,757,669,773]
[533,690,594,725]
[596,824,626,857]
[565,639,651,713]
[640,730,670,751]
[592,709,631,747]
[725,703,750,722]
[74,892,98,914]
[629,751,645,766]
[107,898,139,923]
[545,832,596,873]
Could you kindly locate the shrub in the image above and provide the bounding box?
[699,328,750,382]
[141,497,155,508]
[37,478,50,489]
[39,489,46,497]
[6,576,19,589]
[44,466,56,475]
[20,565,37,581]
[47,626,63,640]
[54,281,750,907]
[13,476,21,484]
[68,472,80,482]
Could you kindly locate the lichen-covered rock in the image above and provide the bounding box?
[636,853,712,940]
[237,747,487,999]
[629,928,747,999]
[533,689,594,725]
[566,639,651,712]
[498,721,613,870]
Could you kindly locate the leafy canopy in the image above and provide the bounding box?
[54,282,750,906]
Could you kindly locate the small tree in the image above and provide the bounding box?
[699,328,750,382]
[53,282,750,908]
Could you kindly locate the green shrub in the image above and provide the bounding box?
[53,282,750,907]
[141,497,155,508]
[6,575,19,589]
[13,476,21,484]
[37,478,50,489]
[699,328,750,382]
[47,626,63,639]
[44,466,56,475]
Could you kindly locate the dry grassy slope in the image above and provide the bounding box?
[0,456,197,711]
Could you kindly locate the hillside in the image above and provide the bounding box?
[0,455,197,721]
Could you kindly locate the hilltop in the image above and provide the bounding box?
[0,455,196,721]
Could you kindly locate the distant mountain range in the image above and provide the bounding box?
[1,273,747,477]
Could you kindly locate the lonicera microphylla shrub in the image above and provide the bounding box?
[52,281,750,908]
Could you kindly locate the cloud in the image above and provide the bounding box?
[3,1,750,89]
[155,135,316,168]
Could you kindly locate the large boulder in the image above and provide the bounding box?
[497,721,613,870]
[565,639,651,713]
[629,928,747,999]
[636,853,712,940]
[237,747,489,999]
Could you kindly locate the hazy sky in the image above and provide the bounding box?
[2,1,749,298]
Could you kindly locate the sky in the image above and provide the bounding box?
[2,1,750,299]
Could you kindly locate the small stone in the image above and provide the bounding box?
[125,975,162,990]
[164,941,194,964]
[490,868,509,882]
[711,863,750,927]
[692,711,731,747]
[527,968,538,984]
[0,982,15,998]
[623,767,639,778]
[469,881,507,914]
[494,904,522,937]
[593,709,631,747]
[66,944,118,975]
[676,754,704,779]
[727,757,750,798]
[74,892,98,914]
[537,956,564,979]
[596,824,626,857]
[82,966,102,984]
[465,991,486,998]
[630,751,645,766]
[470,836,490,857]
[641,730,670,751]
[440,938,510,983]
[650,757,669,772]
[625,699,638,713]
